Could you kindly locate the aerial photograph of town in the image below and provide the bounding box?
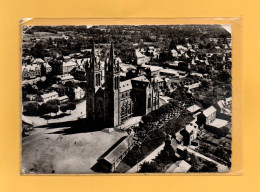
[21,24,232,174]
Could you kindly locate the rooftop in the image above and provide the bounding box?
[209,118,229,128]
[57,95,69,101]
[186,104,201,113]
[203,106,217,117]
[98,135,134,165]
[63,61,77,67]
[59,75,74,81]
[165,160,191,173]
[131,75,150,83]
[40,91,58,99]
[119,80,132,92]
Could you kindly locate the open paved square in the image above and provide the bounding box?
[22,126,126,174]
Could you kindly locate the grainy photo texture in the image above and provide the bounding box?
[21,25,232,174]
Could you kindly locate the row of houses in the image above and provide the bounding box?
[22,58,52,80]
[174,97,231,148]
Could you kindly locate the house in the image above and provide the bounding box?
[170,49,178,58]
[62,61,77,74]
[39,91,59,103]
[42,62,52,74]
[95,135,134,172]
[165,160,191,173]
[186,104,201,116]
[74,86,85,100]
[57,95,69,103]
[160,68,179,77]
[134,50,150,65]
[57,75,75,84]
[214,99,232,120]
[141,64,163,76]
[184,82,201,91]
[197,106,230,136]
[175,121,199,146]
[197,106,217,126]
[22,63,41,80]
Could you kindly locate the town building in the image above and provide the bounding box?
[214,97,232,120]
[39,91,59,103]
[95,135,134,172]
[22,63,41,80]
[175,120,199,146]
[86,43,160,127]
[197,106,230,136]
[165,160,191,173]
[74,86,85,100]
[57,74,75,84]
[57,95,69,103]
[62,61,77,74]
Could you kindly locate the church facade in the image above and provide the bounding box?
[86,43,160,128]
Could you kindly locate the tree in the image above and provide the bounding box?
[39,103,52,116]
[46,99,59,106]
[200,161,218,172]
[189,153,202,172]
[139,161,160,173]
[201,79,210,88]
[50,104,59,115]
[23,102,39,116]
[60,104,68,113]
[67,102,76,113]
[141,113,153,124]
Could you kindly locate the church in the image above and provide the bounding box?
[85,43,160,128]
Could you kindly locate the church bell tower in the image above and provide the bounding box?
[104,43,121,127]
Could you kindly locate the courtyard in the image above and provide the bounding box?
[22,125,126,174]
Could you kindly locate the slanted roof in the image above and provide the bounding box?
[142,64,163,72]
[33,58,45,63]
[173,160,191,173]
[185,124,196,133]
[135,50,146,58]
[153,76,164,83]
[40,91,58,99]
[57,95,69,101]
[59,75,74,81]
[98,135,134,165]
[165,160,191,173]
[131,75,150,83]
[63,61,77,67]
[119,80,132,92]
[186,104,201,113]
[175,131,184,142]
[43,62,52,68]
[203,106,216,117]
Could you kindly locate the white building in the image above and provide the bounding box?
[39,91,59,103]
[74,86,85,100]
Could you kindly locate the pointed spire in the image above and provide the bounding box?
[110,42,114,65]
[91,40,95,68]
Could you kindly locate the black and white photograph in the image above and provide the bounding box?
[21,24,232,174]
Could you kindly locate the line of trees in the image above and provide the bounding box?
[23,99,76,117]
